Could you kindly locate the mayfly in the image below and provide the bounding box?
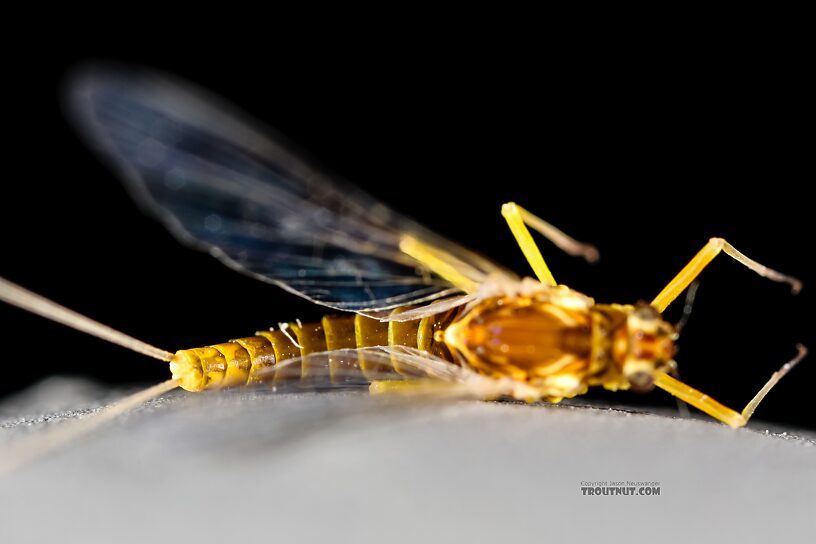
[0,67,807,469]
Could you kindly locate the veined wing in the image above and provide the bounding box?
[254,345,520,401]
[0,346,510,475]
[66,66,514,312]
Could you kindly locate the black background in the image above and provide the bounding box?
[0,37,812,429]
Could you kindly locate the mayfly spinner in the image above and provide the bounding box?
[0,67,807,456]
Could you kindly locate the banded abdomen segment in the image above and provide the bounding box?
[170,308,460,392]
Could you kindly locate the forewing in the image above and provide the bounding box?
[66,67,513,312]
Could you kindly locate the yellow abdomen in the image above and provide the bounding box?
[169,308,460,392]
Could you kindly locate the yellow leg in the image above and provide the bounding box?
[654,345,807,428]
[501,202,599,286]
[399,236,480,294]
[651,237,802,313]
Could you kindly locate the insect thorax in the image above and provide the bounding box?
[442,292,591,400]
[441,291,659,399]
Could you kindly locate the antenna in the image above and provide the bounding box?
[674,281,700,336]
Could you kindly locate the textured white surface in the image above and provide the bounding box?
[1,378,814,543]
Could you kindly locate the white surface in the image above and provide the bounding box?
[1,378,814,543]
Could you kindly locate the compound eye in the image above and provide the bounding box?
[633,303,659,321]
[628,371,655,392]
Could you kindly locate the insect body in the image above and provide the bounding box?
[0,66,806,448]
[444,292,677,401]
[169,309,462,392]
[166,279,676,405]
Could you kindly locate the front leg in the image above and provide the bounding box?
[650,237,801,313]
[653,345,807,427]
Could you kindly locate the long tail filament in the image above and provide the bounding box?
[0,277,174,362]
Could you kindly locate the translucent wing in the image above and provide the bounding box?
[66,66,514,312]
[253,345,516,400]
[0,347,512,474]
[0,348,500,474]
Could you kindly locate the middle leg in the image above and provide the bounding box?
[501,202,599,286]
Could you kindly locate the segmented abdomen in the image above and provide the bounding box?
[170,309,459,392]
